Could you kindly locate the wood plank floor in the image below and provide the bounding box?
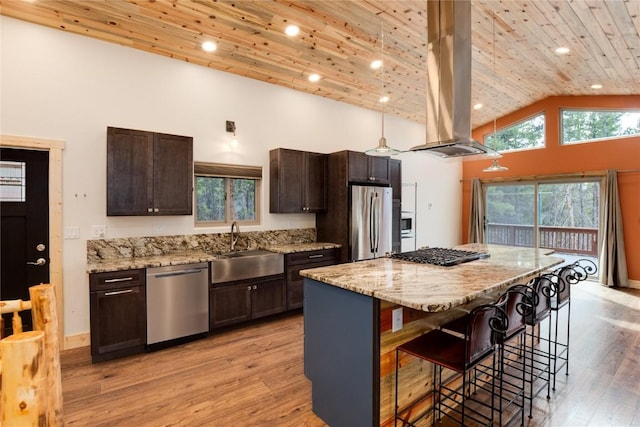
[61,281,640,426]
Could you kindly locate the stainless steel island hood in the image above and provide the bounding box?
[410,0,494,158]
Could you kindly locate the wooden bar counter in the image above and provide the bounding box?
[301,244,563,427]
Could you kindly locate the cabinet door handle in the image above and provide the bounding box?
[104,289,134,296]
[148,208,153,213]
[247,286,252,291]
[154,208,159,213]
[308,254,324,259]
[104,277,134,283]
[252,285,257,290]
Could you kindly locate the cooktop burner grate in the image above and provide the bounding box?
[391,247,490,267]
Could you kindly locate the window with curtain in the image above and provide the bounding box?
[194,162,262,226]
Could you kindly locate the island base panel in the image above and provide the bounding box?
[304,278,380,427]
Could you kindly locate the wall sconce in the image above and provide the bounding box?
[226,120,238,146]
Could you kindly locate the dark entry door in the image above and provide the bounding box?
[0,148,50,335]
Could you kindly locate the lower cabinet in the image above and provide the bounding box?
[210,274,286,329]
[89,269,146,363]
[285,248,339,310]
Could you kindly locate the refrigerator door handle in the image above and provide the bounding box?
[372,192,380,254]
[369,192,375,253]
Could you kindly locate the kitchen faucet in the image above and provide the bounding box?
[230,221,240,252]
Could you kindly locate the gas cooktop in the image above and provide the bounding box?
[390,247,490,267]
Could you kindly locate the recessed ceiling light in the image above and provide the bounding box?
[591,83,603,89]
[308,73,321,83]
[285,25,300,37]
[474,103,483,110]
[379,95,389,103]
[370,59,383,70]
[555,47,570,55]
[202,41,217,52]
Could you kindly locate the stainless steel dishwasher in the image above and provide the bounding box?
[146,262,209,347]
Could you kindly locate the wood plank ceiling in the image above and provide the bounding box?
[2,0,639,128]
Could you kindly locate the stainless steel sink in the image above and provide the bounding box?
[211,250,284,283]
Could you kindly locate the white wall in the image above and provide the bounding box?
[1,16,462,338]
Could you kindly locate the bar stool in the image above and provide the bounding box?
[441,285,533,425]
[520,274,556,418]
[548,259,597,390]
[394,300,510,426]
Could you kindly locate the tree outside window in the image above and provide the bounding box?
[194,162,261,225]
[561,109,640,144]
[484,113,545,153]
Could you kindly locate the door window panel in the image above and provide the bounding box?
[0,161,26,202]
[485,184,536,247]
[485,180,600,267]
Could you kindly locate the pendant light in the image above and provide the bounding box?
[365,21,401,157]
[483,159,509,172]
[483,9,508,172]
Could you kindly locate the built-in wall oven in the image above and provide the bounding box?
[400,216,413,237]
[146,262,209,348]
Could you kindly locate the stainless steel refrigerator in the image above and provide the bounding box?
[350,185,393,261]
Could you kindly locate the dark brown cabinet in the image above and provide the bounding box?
[210,274,286,329]
[347,151,390,185]
[285,248,339,310]
[317,150,398,263]
[269,148,327,213]
[89,269,146,363]
[390,159,402,254]
[107,127,193,216]
[390,159,402,200]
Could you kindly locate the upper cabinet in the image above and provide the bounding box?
[107,127,193,216]
[269,148,327,213]
[347,151,390,185]
[390,159,402,201]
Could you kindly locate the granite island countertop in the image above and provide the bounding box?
[299,243,564,312]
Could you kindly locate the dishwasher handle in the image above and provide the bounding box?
[153,268,206,279]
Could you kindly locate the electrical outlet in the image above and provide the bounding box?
[91,225,106,238]
[392,308,403,332]
[64,226,80,239]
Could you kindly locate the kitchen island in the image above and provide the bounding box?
[300,244,563,427]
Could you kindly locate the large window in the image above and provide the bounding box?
[485,179,600,261]
[194,162,261,226]
[561,109,640,144]
[484,113,545,153]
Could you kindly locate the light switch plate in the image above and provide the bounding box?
[64,226,80,239]
[392,308,403,332]
[91,225,106,238]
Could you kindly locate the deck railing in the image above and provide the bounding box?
[486,223,598,256]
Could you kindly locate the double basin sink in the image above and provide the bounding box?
[211,249,284,283]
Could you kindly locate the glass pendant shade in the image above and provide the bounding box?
[483,159,509,172]
[365,136,401,156]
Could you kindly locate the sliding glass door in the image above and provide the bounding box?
[485,184,536,247]
[485,179,600,266]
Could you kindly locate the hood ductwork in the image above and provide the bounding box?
[411,0,493,158]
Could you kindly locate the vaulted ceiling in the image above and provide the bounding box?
[2,0,639,128]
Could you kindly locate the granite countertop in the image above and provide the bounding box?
[87,242,341,273]
[263,242,341,254]
[299,244,564,312]
[87,251,217,274]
